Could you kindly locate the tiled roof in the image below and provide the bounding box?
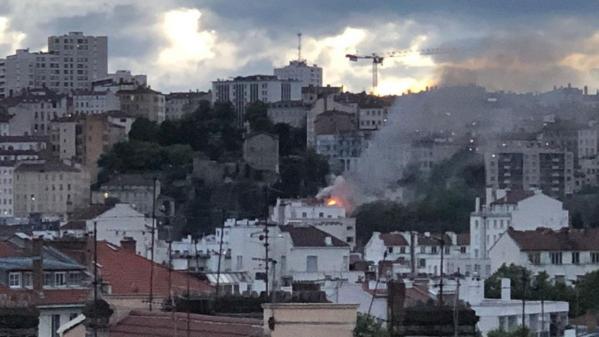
[279,225,349,248]
[97,242,212,297]
[457,233,470,246]
[491,190,535,205]
[507,227,599,251]
[60,220,86,230]
[380,233,409,246]
[417,234,452,246]
[0,241,25,258]
[110,310,263,337]
[0,286,89,307]
[68,204,114,222]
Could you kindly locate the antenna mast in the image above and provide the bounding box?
[297,32,302,62]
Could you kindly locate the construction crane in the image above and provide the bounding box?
[345,48,449,94]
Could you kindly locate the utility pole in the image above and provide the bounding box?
[93,221,98,337]
[263,186,270,296]
[438,235,445,306]
[149,177,157,311]
[521,270,527,336]
[215,209,226,297]
[454,269,461,337]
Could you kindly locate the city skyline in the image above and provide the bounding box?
[3,1,599,94]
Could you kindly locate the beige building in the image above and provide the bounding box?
[49,116,79,161]
[262,303,358,337]
[117,86,166,122]
[14,161,90,217]
[81,114,127,182]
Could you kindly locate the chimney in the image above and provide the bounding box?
[584,86,589,96]
[475,197,480,213]
[501,278,511,300]
[387,280,406,333]
[31,238,43,292]
[120,237,136,254]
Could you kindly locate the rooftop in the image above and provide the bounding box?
[15,161,81,173]
[109,310,262,337]
[102,173,156,187]
[507,227,599,251]
[491,190,535,205]
[279,225,349,248]
[380,232,409,246]
[97,242,212,297]
[68,203,114,222]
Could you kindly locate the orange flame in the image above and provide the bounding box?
[327,198,340,206]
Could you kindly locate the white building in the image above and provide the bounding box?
[470,188,569,278]
[178,218,351,294]
[270,198,356,249]
[274,60,323,88]
[358,106,389,130]
[212,75,302,125]
[489,227,599,284]
[364,231,472,277]
[463,278,569,337]
[60,203,153,259]
[2,88,68,136]
[1,32,107,96]
[72,90,120,115]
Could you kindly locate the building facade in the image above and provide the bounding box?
[212,75,302,125]
[165,91,211,120]
[274,60,323,88]
[13,161,90,217]
[117,86,166,122]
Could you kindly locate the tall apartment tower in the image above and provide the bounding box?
[274,60,323,88]
[0,32,108,97]
[47,32,108,92]
[484,140,575,199]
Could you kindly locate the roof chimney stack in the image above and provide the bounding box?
[120,237,136,254]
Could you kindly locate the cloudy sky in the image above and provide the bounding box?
[2,0,599,95]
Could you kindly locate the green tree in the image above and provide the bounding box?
[245,101,273,133]
[354,313,389,337]
[129,118,159,142]
[487,326,532,337]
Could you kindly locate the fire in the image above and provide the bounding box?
[327,198,341,207]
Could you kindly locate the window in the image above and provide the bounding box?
[420,246,426,254]
[8,272,21,288]
[23,272,32,288]
[306,256,318,272]
[51,314,60,337]
[44,272,53,287]
[528,253,541,265]
[431,246,438,254]
[387,247,393,254]
[55,272,66,287]
[418,259,426,268]
[572,252,580,265]
[236,255,243,270]
[400,247,406,254]
[460,246,467,254]
[444,247,450,255]
[550,252,563,265]
[68,272,82,285]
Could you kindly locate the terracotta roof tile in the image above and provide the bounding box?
[0,286,89,306]
[380,233,409,246]
[457,233,470,246]
[507,227,599,251]
[0,241,25,257]
[279,225,349,248]
[97,242,212,297]
[109,310,263,337]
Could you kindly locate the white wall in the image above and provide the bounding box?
[511,194,569,230]
[38,307,83,337]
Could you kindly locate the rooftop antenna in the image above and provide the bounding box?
[297,32,302,62]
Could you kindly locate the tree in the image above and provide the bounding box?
[129,118,159,142]
[354,313,389,337]
[245,101,273,133]
[487,326,532,337]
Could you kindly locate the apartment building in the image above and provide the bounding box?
[484,141,575,198]
[165,91,211,120]
[274,60,323,88]
[469,188,569,278]
[212,75,302,125]
[490,227,599,285]
[0,88,68,136]
[267,100,308,128]
[117,86,166,122]
[0,162,15,217]
[1,32,107,96]
[13,161,90,217]
[72,90,120,115]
